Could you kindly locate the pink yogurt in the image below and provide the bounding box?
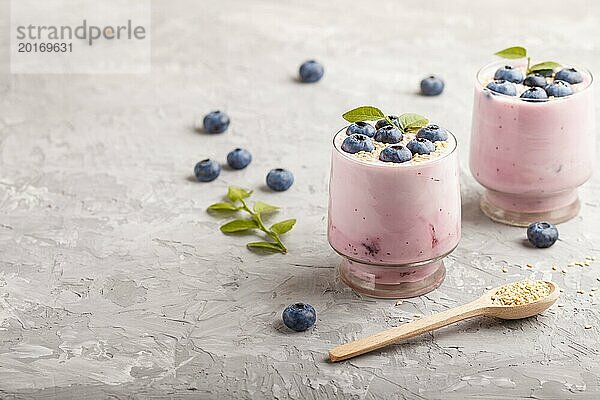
[470,61,595,224]
[327,129,461,298]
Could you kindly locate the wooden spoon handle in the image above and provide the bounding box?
[329,300,487,362]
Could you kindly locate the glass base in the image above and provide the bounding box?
[480,190,580,227]
[338,258,446,299]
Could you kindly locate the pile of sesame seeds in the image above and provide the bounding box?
[491,280,552,306]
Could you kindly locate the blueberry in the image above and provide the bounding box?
[493,65,524,84]
[545,80,573,97]
[379,145,412,163]
[416,124,449,142]
[346,122,375,138]
[520,87,548,101]
[420,75,444,96]
[203,111,230,134]
[486,80,518,96]
[282,303,316,332]
[299,60,324,83]
[341,134,375,154]
[194,159,221,182]
[523,74,547,88]
[375,116,400,129]
[226,148,252,170]
[527,221,559,248]
[374,125,402,144]
[266,168,294,191]
[555,67,583,84]
[407,138,435,155]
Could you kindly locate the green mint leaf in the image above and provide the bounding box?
[342,106,385,123]
[247,241,285,253]
[494,46,527,59]
[227,186,253,203]
[253,201,279,215]
[398,113,429,132]
[207,202,239,212]
[220,219,258,233]
[528,61,561,74]
[270,219,296,235]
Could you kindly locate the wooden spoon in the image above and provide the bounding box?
[329,280,559,362]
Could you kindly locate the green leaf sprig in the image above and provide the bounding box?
[207,186,296,254]
[494,46,561,76]
[342,106,429,133]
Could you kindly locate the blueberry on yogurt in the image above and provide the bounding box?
[375,116,401,129]
[299,60,324,83]
[407,138,435,155]
[527,221,559,248]
[266,168,294,191]
[346,122,376,138]
[420,75,444,96]
[523,74,547,88]
[374,125,402,144]
[282,303,316,332]
[545,80,573,97]
[416,124,448,142]
[555,67,583,84]
[379,145,413,163]
[493,65,524,84]
[341,134,375,153]
[194,159,221,182]
[520,87,548,101]
[203,111,230,134]
[486,80,518,96]
[226,148,252,169]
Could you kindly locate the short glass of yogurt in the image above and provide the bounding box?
[328,110,461,298]
[470,60,595,226]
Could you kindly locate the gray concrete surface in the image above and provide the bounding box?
[1,0,600,399]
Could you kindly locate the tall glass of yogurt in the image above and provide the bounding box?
[470,60,595,226]
[328,119,461,298]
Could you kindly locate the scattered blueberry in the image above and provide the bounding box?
[486,80,518,96]
[420,75,444,96]
[493,65,524,84]
[203,111,230,134]
[341,134,375,153]
[299,60,324,83]
[527,221,559,248]
[379,145,413,163]
[346,122,376,138]
[520,87,548,101]
[555,67,583,84]
[374,125,402,144]
[226,148,252,169]
[545,80,573,97]
[407,138,435,155]
[375,116,401,129]
[282,303,316,332]
[416,124,449,142]
[523,74,547,88]
[266,168,294,191]
[194,159,221,182]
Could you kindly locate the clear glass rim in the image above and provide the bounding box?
[475,59,594,103]
[332,127,458,169]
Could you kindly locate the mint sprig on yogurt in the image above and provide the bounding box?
[342,106,429,133]
[207,186,296,254]
[494,46,561,75]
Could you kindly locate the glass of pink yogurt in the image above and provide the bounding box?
[328,119,461,298]
[470,60,595,226]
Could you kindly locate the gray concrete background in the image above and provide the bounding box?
[1,0,600,399]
